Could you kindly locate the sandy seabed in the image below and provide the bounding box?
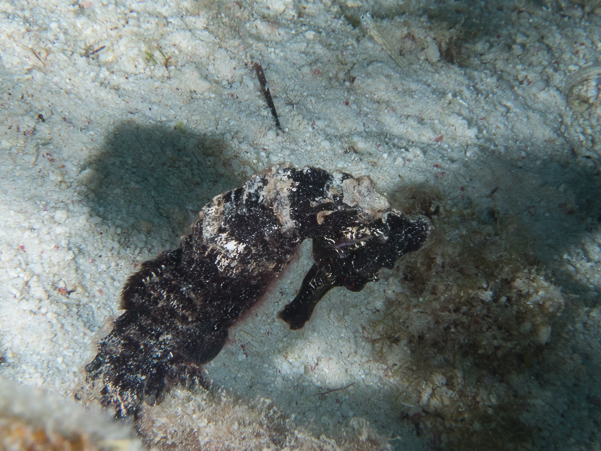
[1,0,601,449]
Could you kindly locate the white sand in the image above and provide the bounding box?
[1,0,601,449]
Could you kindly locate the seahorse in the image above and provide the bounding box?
[84,165,429,417]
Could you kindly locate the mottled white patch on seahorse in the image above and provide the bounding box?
[201,195,226,241]
[224,240,245,253]
[215,254,230,272]
[260,167,297,232]
[211,234,248,273]
[242,172,266,205]
[341,176,390,221]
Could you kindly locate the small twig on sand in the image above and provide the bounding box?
[253,62,282,131]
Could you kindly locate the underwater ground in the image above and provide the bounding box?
[1,0,601,449]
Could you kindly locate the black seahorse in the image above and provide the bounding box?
[85,165,429,417]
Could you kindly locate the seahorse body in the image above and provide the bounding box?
[85,165,428,417]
